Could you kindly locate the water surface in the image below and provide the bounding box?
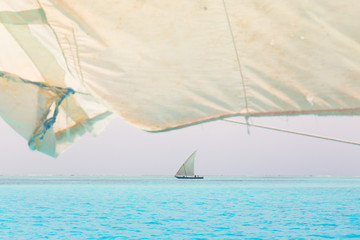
[0,177,359,239]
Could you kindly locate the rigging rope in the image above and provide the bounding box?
[223,118,360,146]
[221,0,249,117]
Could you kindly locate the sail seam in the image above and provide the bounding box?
[35,0,76,82]
[71,27,85,86]
[221,0,249,116]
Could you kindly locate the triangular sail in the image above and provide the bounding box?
[175,151,196,177]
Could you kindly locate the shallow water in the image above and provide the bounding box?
[0,177,359,239]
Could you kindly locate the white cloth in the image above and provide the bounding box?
[1,0,360,156]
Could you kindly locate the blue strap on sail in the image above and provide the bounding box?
[38,88,75,140]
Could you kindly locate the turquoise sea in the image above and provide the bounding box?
[0,177,359,239]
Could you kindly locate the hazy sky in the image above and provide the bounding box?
[0,115,359,176]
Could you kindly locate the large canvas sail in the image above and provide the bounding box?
[1,0,360,156]
[176,151,196,177]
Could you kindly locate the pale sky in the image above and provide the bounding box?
[0,115,359,176]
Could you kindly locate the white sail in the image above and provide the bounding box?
[176,151,197,177]
[1,0,360,156]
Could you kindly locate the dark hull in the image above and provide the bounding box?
[175,176,204,179]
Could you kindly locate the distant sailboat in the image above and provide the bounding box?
[175,151,203,179]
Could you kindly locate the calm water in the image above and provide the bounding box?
[0,177,359,239]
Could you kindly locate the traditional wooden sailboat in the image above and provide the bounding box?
[175,151,203,179]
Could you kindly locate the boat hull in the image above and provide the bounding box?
[175,176,204,179]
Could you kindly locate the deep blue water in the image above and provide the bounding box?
[0,177,359,239]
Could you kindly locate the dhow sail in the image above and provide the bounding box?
[176,151,196,177]
[175,151,203,179]
[1,0,360,156]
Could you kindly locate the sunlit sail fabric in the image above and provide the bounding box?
[1,0,360,157]
[0,1,115,157]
